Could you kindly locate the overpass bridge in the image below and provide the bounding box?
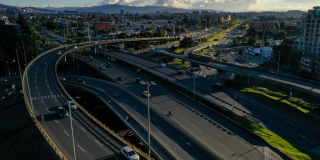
[21,37,179,160]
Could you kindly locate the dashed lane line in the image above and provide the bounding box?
[80,127,87,132]
[78,145,85,152]
[95,140,103,147]
[157,125,163,131]
[64,130,69,136]
[47,108,50,112]
[54,119,58,123]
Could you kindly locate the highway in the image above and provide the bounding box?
[22,46,145,160]
[62,76,216,160]
[76,54,288,160]
[98,51,320,149]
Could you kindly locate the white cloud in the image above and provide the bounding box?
[200,4,205,7]
[98,0,153,6]
[11,2,27,7]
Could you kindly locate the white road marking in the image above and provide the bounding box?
[64,130,69,136]
[50,91,53,94]
[80,127,87,132]
[38,92,40,96]
[35,80,36,83]
[285,120,294,125]
[41,100,44,103]
[78,145,85,152]
[172,138,179,145]
[54,99,57,102]
[55,119,58,123]
[300,135,305,138]
[45,80,47,82]
[112,155,120,160]
[95,140,103,146]
[35,75,36,78]
[157,125,163,131]
[191,155,197,160]
[47,85,49,88]
[36,86,37,89]
[47,108,50,112]
[133,106,138,109]
[124,99,128,102]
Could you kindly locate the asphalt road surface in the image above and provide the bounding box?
[99,51,320,150]
[22,47,142,160]
[77,54,289,160]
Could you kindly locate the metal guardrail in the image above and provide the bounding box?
[85,55,223,160]
[55,45,160,160]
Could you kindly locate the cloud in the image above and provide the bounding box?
[11,2,27,7]
[200,4,205,7]
[98,0,154,6]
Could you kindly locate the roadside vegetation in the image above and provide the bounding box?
[232,115,320,160]
[171,58,190,68]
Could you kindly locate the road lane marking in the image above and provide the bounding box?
[47,108,50,112]
[38,93,40,96]
[172,138,179,145]
[300,135,305,138]
[78,145,85,152]
[112,156,120,160]
[133,106,138,109]
[50,91,53,94]
[64,130,69,136]
[41,100,44,104]
[47,85,49,88]
[285,120,294,125]
[157,125,163,131]
[35,75,36,78]
[36,86,37,89]
[80,127,87,132]
[95,140,103,146]
[124,99,128,102]
[54,99,57,102]
[35,80,36,83]
[45,80,47,82]
[107,88,110,90]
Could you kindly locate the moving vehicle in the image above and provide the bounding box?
[66,101,77,109]
[121,146,139,160]
[64,47,68,50]
[77,43,81,46]
[74,46,77,49]
[117,76,124,81]
[177,70,185,75]
[143,91,151,97]
[90,56,94,61]
[192,75,199,80]
[59,77,66,81]
[136,78,146,84]
[188,52,214,62]
[57,51,61,55]
[213,83,223,89]
[77,79,85,84]
[100,65,105,70]
[107,63,113,67]
[160,62,166,67]
[57,106,68,118]
[44,61,47,65]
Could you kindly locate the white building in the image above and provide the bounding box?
[245,46,261,56]
[261,47,274,59]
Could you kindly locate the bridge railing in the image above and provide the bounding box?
[55,46,158,160]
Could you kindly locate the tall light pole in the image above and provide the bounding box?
[192,68,196,98]
[6,61,10,77]
[22,40,27,67]
[69,96,81,160]
[16,50,22,77]
[146,81,151,157]
[277,51,281,74]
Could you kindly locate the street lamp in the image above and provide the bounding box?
[276,50,282,75]
[144,81,155,157]
[191,67,196,99]
[69,96,81,160]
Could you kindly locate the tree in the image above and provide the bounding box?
[233,37,240,47]
[78,32,85,37]
[246,27,258,37]
[247,37,257,45]
[180,28,188,34]
[92,15,98,18]
[238,50,244,57]
[110,17,115,22]
[280,21,285,29]
[272,44,293,67]
[66,39,75,44]
[286,49,303,69]
[215,50,221,60]
[275,22,280,29]
[179,37,194,48]
[42,37,50,45]
[118,33,127,39]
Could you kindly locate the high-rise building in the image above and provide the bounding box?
[193,11,200,15]
[120,10,124,16]
[294,6,320,57]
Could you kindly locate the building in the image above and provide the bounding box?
[193,11,200,15]
[261,47,274,59]
[245,45,261,56]
[224,15,231,21]
[93,22,112,35]
[0,20,21,38]
[120,10,124,16]
[202,11,208,15]
[293,6,320,57]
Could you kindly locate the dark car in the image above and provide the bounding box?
[213,83,223,89]
[117,76,124,81]
[90,56,94,61]
[78,79,85,84]
[77,43,81,46]
[136,78,142,83]
[107,63,113,67]
[57,106,68,118]
[177,70,185,75]
[64,47,68,50]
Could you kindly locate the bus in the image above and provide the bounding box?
[188,52,214,62]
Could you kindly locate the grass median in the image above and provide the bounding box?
[232,115,320,160]
[239,84,320,129]
[172,58,190,68]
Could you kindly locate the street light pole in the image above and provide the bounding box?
[22,40,27,67]
[6,61,10,77]
[146,81,151,157]
[68,102,76,160]
[16,50,22,77]
[192,68,196,99]
[277,51,281,75]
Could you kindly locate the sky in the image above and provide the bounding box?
[2,0,318,12]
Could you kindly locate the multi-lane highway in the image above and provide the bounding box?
[22,46,147,160]
[76,53,288,160]
[98,51,320,149]
[62,76,217,160]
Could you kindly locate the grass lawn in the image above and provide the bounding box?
[232,115,320,160]
[167,40,180,44]
[172,58,190,68]
[0,109,33,144]
[174,48,185,54]
[196,48,212,55]
[239,84,320,129]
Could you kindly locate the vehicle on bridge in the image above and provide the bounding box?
[57,106,68,118]
[143,91,151,97]
[107,63,113,67]
[121,146,140,160]
[57,51,61,55]
[177,70,185,75]
[100,65,105,70]
[90,56,94,61]
[77,79,85,84]
[66,101,77,109]
[188,52,214,62]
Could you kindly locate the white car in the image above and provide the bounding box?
[100,65,105,70]
[66,101,77,109]
[121,146,139,160]
[74,46,77,49]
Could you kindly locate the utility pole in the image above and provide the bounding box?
[16,50,22,77]
[146,81,151,157]
[277,51,281,74]
[261,29,265,64]
[22,40,27,67]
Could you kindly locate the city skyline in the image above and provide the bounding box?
[1,0,318,12]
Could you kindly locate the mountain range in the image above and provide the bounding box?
[1,3,219,13]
